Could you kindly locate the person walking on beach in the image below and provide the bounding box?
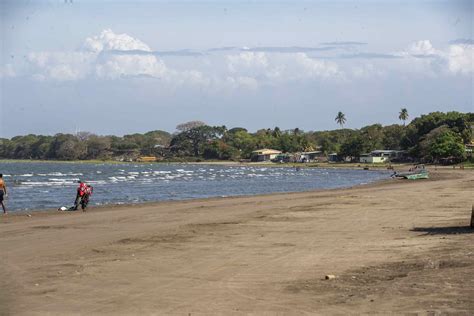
[0,174,8,214]
[80,185,94,212]
[73,180,87,210]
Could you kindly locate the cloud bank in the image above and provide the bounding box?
[2,30,473,91]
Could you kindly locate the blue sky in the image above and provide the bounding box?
[1,0,473,137]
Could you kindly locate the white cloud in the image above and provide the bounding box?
[226,51,343,83]
[95,54,167,79]
[390,40,448,77]
[21,30,169,81]
[408,40,437,56]
[87,29,167,79]
[5,31,472,88]
[350,62,385,79]
[400,40,473,75]
[84,29,151,53]
[227,52,268,73]
[0,63,16,78]
[447,44,474,74]
[27,51,95,81]
[292,53,342,79]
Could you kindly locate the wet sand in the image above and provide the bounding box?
[1,169,473,314]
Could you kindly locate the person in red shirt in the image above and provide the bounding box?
[73,180,87,210]
[80,185,93,211]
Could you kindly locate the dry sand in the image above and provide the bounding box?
[1,168,473,315]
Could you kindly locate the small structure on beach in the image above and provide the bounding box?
[251,149,282,162]
[328,153,342,162]
[465,141,474,159]
[272,153,292,163]
[359,150,405,164]
[296,151,323,163]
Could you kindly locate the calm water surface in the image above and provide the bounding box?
[0,162,390,212]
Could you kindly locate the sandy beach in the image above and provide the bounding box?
[1,168,473,315]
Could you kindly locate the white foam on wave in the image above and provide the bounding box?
[20,181,73,187]
[176,169,194,173]
[88,180,107,185]
[48,178,79,182]
[49,172,65,176]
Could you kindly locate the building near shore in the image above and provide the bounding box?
[297,151,323,163]
[466,141,474,158]
[328,153,338,162]
[359,150,405,163]
[251,149,282,162]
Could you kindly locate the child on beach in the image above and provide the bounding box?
[0,174,7,214]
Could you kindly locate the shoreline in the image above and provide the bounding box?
[1,169,473,313]
[1,167,466,217]
[4,172,395,217]
[2,165,465,216]
[2,158,472,174]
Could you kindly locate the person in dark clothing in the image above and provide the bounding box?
[0,174,7,214]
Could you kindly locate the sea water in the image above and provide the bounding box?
[0,162,390,212]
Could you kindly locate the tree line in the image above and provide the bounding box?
[0,111,472,163]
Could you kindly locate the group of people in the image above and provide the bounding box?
[0,174,93,214]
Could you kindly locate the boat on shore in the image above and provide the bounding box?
[392,164,429,180]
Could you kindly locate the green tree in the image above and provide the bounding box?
[176,121,206,132]
[48,134,86,160]
[202,140,238,160]
[382,124,405,150]
[272,127,282,138]
[86,136,112,159]
[429,130,465,162]
[399,108,409,125]
[359,124,384,152]
[419,126,466,162]
[339,134,365,161]
[402,111,472,158]
[335,112,346,129]
[224,130,256,158]
[170,125,225,157]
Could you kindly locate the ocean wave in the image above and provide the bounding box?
[48,178,80,182]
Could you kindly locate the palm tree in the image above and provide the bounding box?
[399,108,409,126]
[335,111,346,129]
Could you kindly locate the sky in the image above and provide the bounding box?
[0,0,473,138]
